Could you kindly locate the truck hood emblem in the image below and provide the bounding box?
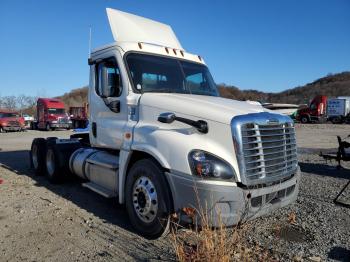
[267,118,279,125]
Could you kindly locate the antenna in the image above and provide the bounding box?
[88,26,92,58]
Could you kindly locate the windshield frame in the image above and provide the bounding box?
[123,51,219,96]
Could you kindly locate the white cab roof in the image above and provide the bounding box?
[106,8,183,50]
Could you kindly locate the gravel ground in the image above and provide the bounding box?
[0,125,350,261]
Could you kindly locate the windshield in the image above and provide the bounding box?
[126,53,219,96]
[48,108,65,115]
[0,113,19,118]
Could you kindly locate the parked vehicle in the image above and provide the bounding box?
[30,8,300,238]
[262,103,300,117]
[296,95,350,124]
[327,98,350,124]
[22,114,34,129]
[69,104,88,129]
[33,98,72,131]
[0,111,25,132]
[296,95,327,123]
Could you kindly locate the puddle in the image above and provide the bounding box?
[278,225,313,243]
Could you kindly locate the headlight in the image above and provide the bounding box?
[188,150,236,181]
[51,121,58,124]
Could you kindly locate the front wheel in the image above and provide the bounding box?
[125,159,172,239]
[300,116,309,124]
[46,123,51,131]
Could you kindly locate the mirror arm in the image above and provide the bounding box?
[158,113,208,134]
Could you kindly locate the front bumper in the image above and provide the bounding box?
[2,126,22,131]
[165,168,300,227]
[51,123,71,129]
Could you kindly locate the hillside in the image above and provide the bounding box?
[219,71,350,104]
[56,87,88,109]
[57,71,350,106]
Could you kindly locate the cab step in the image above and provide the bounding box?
[82,182,115,198]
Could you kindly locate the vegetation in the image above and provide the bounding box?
[218,71,350,104]
[1,71,349,115]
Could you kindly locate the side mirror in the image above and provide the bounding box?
[158,112,176,123]
[108,100,120,113]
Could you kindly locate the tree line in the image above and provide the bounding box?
[0,95,37,115]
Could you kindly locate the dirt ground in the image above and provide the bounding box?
[0,124,349,261]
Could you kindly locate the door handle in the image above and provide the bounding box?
[92,122,97,137]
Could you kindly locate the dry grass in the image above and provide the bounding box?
[170,192,275,262]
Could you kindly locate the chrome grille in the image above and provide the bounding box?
[58,117,68,124]
[231,112,298,185]
[8,120,20,126]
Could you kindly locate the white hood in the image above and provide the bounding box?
[140,93,265,124]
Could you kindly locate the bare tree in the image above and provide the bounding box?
[17,94,27,115]
[3,96,17,110]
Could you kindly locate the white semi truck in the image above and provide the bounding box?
[30,8,300,238]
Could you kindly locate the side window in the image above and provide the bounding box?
[96,59,122,97]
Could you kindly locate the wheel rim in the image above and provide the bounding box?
[301,117,307,123]
[46,149,55,176]
[132,176,158,223]
[32,145,39,169]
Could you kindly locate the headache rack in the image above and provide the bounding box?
[232,112,298,186]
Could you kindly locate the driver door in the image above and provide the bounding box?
[90,54,128,149]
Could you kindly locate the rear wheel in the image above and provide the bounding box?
[30,138,47,175]
[331,116,342,124]
[125,159,172,239]
[45,139,81,183]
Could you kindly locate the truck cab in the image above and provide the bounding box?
[36,98,72,130]
[30,8,300,238]
[296,95,327,123]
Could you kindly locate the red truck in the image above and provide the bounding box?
[69,104,88,129]
[0,110,25,132]
[296,95,327,123]
[35,98,72,131]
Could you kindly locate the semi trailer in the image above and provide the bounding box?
[30,8,300,238]
[69,104,89,129]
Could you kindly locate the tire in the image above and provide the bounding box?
[46,123,51,131]
[30,138,47,175]
[0,127,3,133]
[331,116,342,124]
[125,159,172,239]
[45,139,81,183]
[300,116,309,124]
